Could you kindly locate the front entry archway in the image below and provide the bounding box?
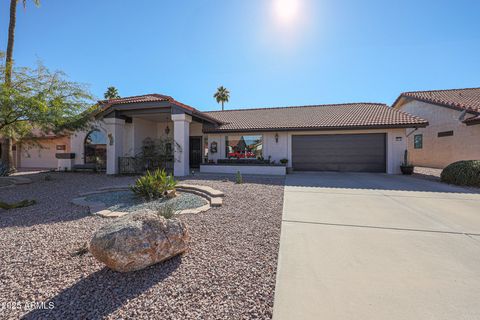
[84,130,107,170]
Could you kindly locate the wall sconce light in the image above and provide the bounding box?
[275,133,279,143]
[165,125,170,135]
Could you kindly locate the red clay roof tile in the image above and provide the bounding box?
[203,103,427,132]
[396,87,480,113]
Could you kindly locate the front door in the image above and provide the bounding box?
[189,136,202,168]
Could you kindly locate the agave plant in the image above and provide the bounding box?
[130,169,177,200]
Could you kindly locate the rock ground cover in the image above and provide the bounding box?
[84,190,207,213]
[0,172,284,319]
[0,179,13,187]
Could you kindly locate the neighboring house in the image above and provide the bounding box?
[393,87,480,168]
[0,131,71,170]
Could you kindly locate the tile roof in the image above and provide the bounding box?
[203,103,427,132]
[394,87,480,113]
[100,94,172,105]
[98,94,220,123]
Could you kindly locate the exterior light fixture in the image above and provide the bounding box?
[275,133,279,143]
[165,125,170,135]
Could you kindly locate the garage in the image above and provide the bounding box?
[292,133,386,172]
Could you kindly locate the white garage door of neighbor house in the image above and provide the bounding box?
[292,133,387,172]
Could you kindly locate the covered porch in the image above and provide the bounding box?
[96,94,219,176]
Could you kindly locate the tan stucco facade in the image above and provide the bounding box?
[15,136,71,169]
[398,100,480,168]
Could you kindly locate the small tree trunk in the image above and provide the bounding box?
[1,138,15,172]
[3,0,18,172]
[5,0,18,87]
[222,101,224,111]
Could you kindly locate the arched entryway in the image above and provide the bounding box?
[84,130,107,170]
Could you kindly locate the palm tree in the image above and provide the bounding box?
[5,0,40,86]
[1,0,40,171]
[104,86,120,100]
[213,86,230,111]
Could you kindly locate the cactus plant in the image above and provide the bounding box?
[400,150,414,174]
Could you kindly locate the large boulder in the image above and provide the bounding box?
[89,210,189,272]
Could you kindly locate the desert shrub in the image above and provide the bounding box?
[157,203,176,219]
[235,171,243,184]
[0,162,9,177]
[440,160,480,187]
[0,199,36,210]
[130,169,177,200]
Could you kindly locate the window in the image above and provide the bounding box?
[414,134,423,149]
[438,130,454,137]
[225,135,263,159]
[84,130,107,168]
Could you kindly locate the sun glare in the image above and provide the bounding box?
[273,0,300,24]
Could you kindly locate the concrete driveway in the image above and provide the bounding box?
[273,172,480,320]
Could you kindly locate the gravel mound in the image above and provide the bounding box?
[0,172,284,319]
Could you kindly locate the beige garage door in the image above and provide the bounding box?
[20,143,59,168]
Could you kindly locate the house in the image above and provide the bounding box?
[0,131,71,170]
[392,87,480,168]
[89,94,426,176]
[1,93,428,175]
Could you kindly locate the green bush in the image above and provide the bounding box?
[0,162,9,176]
[157,203,176,219]
[130,169,177,200]
[440,160,480,187]
[235,171,243,184]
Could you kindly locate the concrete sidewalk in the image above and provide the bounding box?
[273,172,480,320]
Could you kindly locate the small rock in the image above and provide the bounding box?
[165,189,177,199]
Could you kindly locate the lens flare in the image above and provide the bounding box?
[273,0,300,24]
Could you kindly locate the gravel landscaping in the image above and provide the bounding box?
[0,172,284,319]
[413,166,442,181]
[0,179,13,187]
[84,190,208,213]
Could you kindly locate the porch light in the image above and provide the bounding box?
[275,133,279,143]
[165,125,170,135]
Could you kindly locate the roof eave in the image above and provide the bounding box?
[395,94,479,114]
[203,123,429,134]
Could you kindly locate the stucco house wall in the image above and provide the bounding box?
[398,100,480,168]
[17,136,71,169]
[204,128,407,174]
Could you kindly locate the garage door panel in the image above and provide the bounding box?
[292,134,386,172]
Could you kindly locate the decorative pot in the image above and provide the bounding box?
[400,165,414,175]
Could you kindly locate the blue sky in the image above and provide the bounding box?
[1,0,479,111]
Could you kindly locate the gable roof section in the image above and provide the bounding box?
[392,87,480,114]
[203,103,427,133]
[97,94,221,124]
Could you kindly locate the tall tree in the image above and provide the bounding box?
[213,86,230,111]
[104,86,120,100]
[1,0,40,171]
[5,0,40,86]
